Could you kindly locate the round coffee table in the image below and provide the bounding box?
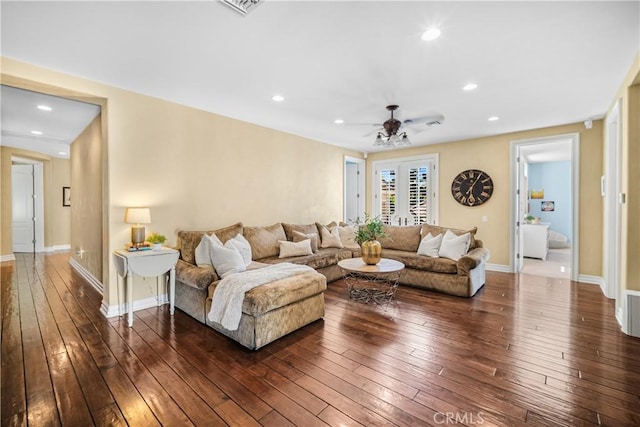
[338,258,405,304]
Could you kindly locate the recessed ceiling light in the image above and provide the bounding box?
[58,151,67,156]
[37,105,52,111]
[31,130,43,135]
[488,116,500,122]
[421,28,441,41]
[463,83,478,91]
[334,119,344,124]
[271,94,284,102]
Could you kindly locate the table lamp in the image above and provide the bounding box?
[124,207,151,247]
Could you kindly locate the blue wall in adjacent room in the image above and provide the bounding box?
[528,161,572,243]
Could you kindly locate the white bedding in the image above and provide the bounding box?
[207,262,314,331]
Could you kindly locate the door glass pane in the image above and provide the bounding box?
[408,166,429,224]
[380,169,396,225]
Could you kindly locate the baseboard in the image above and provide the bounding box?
[577,274,603,287]
[68,258,104,294]
[101,294,169,319]
[0,254,16,262]
[45,244,71,252]
[486,263,511,273]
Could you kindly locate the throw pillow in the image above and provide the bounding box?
[292,230,319,252]
[337,225,359,250]
[438,230,471,261]
[195,233,223,268]
[417,232,442,257]
[204,234,246,278]
[225,233,252,266]
[320,226,344,249]
[278,239,313,258]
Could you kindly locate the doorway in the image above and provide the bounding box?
[511,134,579,281]
[11,158,45,253]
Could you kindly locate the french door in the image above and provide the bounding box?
[372,155,438,226]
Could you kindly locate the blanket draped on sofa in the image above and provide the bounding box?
[208,262,314,330]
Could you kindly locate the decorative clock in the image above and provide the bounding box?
[451,169,494,206]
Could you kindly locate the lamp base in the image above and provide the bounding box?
[131,226,146,247]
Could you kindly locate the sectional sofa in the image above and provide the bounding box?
[174,221,490,349]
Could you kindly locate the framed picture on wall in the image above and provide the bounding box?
[62,186,71,207]
[541,200,555,212]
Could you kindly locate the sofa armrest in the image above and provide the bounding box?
[457,247,490,275]
[175,259,217,290]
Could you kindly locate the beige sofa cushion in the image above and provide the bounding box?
[382,249,458,274]
[208,270,326,317]
[282,223,318,241]
[379,225,422,252]
[244,223,287,260]
[259,248,352,270]
[421,224,479,250]
[177,222,243,265]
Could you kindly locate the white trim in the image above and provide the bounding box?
[509,133,580,281]
[45,244,71,253]
[101,294,169,319]
[0,254,16,262]
[577,274,603,287]
[68,258,104,294]
[618,290,640,337]
[486,263,511,273]
[603,99,622,301]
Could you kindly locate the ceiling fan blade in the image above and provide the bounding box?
[402,114,445,126]
[344,122,383,126]
[362,127,384,137]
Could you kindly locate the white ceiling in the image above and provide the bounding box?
[1,85,101,158]
[1,1,638,154]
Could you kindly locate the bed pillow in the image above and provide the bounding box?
[438,230,471,261]
[417,232,442,257]
[320,226,344,249]
[278,239,313,258]
[292,230,319,252]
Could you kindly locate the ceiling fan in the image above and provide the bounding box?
[366,105,444,147]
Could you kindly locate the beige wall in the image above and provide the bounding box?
[0,146,71,254]
[1,57,361,310]
[367,121,604,276]
[71,115,104,281]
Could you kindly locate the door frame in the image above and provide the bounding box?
[371,153,439,225]
[12,156,45,253]
[604,99,622,301]
[509,133,580,281]
[343,156,366,223]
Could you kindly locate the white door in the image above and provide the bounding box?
[514,154,525,272]
[344,157,365,223]
[12,162,45,253]
[373,155,438,226]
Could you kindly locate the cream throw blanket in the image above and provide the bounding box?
[207,263,314,331]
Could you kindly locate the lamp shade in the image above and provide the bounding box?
[124,207,151,225]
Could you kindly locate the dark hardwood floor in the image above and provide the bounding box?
[2,252,640,426]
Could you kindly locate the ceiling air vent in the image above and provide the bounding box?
[220,0,262,16]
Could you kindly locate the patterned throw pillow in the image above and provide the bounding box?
[278,239,313,258]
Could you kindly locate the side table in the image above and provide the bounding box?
[338,258,405,304]
[113,247,179,327]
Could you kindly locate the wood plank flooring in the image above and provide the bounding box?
[2,252,640,426]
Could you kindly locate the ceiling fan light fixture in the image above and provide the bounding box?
[398,133,411,146]
[220,0,262,16]
[373,133,385,146]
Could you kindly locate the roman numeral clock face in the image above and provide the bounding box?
[451,169,494,206]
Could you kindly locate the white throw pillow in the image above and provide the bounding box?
[417,233,442,257]
[292,230,319,252]
[195,233,223,268]
[337,225,359,250]
[206,234,246,278]
[320,226,344,249]
[438,230,471,261]
[278,239,313,258]
[225,233,252,266]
